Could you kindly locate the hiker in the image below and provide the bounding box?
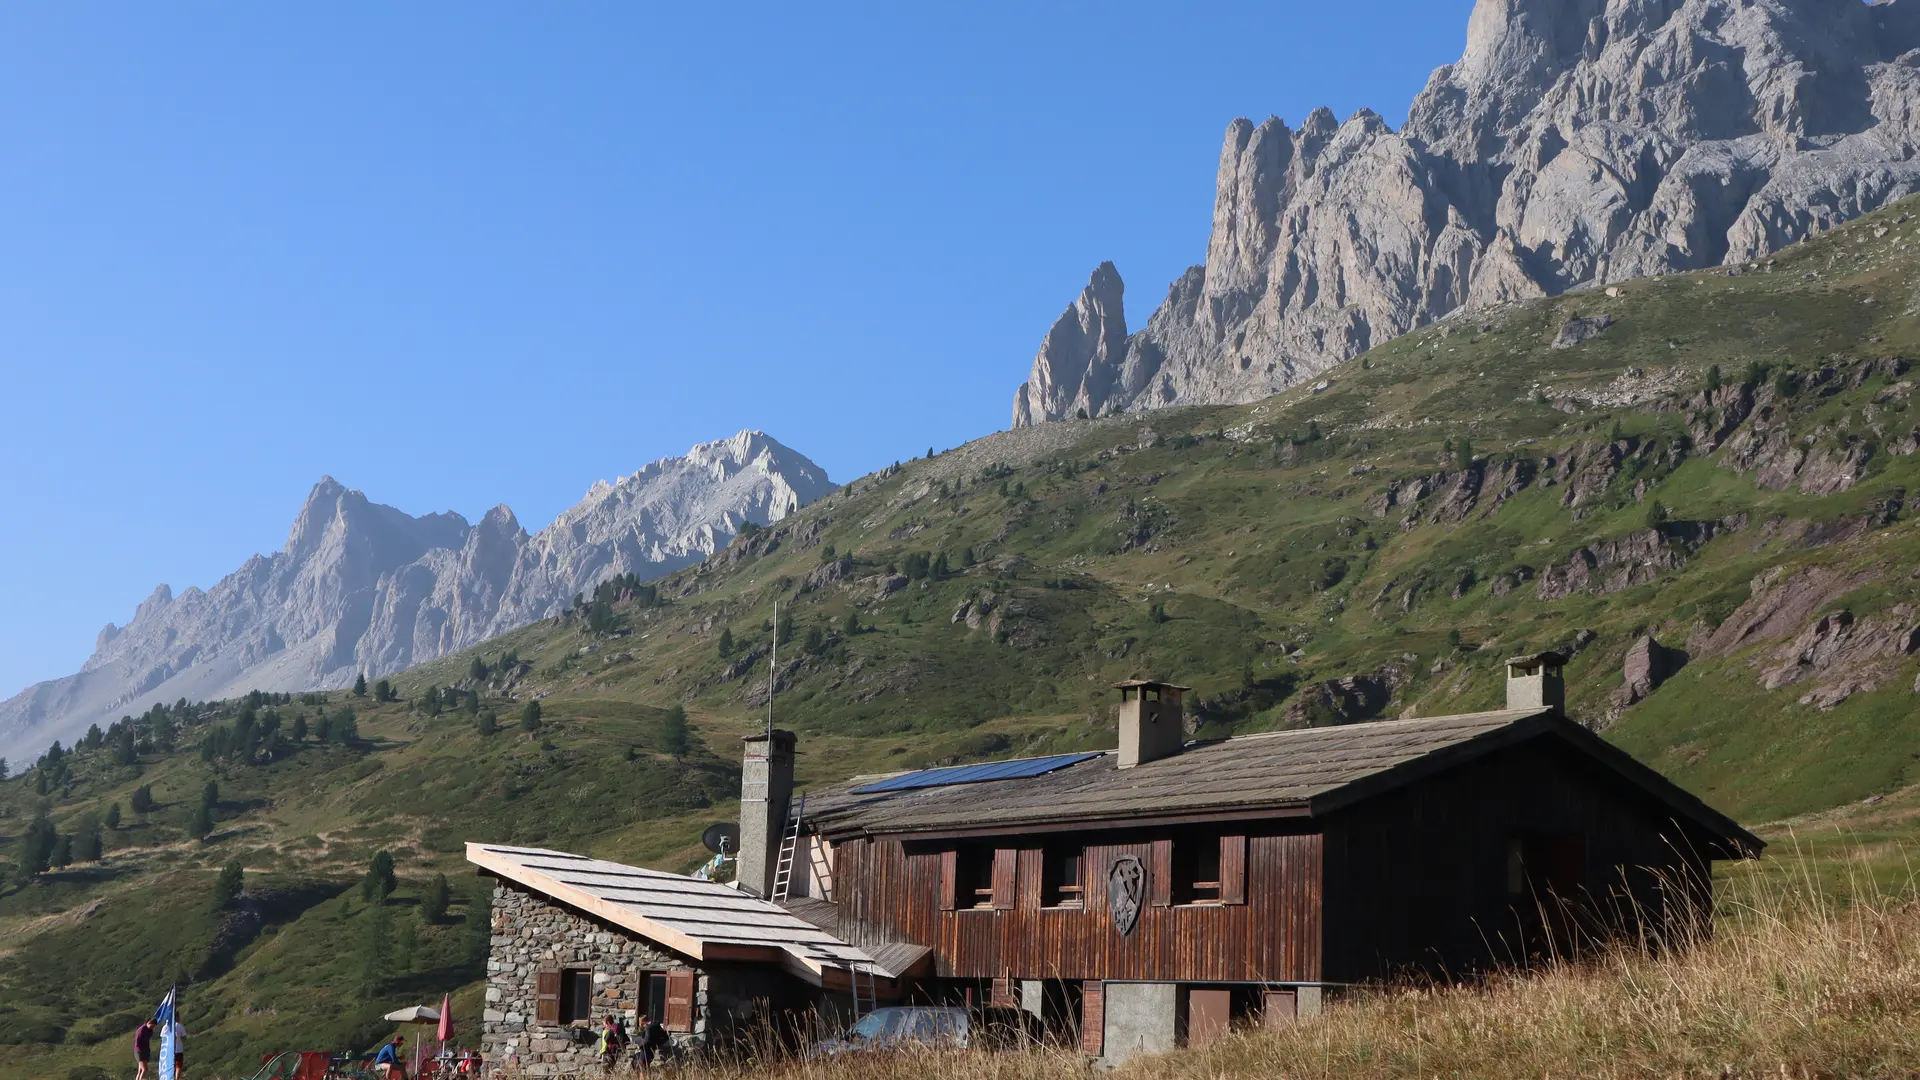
[133,1019,155,1080]
[169,1017,188,1080]
[635,1014,669,1068]
[597,1014,628,1070]
[373,1033,408,1079]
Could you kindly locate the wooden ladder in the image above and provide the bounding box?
[772,795,805,902]
[850,961,877,1022]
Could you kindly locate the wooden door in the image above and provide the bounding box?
[1186,988,1231,1047]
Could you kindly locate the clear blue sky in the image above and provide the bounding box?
[0,1,1476,699]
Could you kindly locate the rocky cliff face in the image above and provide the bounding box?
[1013,0,1920,425]
[0,431,832,762]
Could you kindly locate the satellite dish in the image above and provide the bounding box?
[702,822,740,856]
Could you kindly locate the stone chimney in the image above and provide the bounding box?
[1505,652,1567,715]
[738,730,796,898]
[1114,680,1190,769]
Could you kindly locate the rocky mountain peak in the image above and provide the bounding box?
[1010,263,1129,427]
[1012,0,1920,426]
[0,432,833,762]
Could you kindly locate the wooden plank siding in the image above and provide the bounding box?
[1321,737,1720,983]
[835,828,1322,983]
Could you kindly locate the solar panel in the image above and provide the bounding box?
[851,751,1102,795]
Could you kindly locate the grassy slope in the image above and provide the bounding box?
[8,196,1920,1076]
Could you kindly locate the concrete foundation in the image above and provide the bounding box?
[1102,982,1179,1062]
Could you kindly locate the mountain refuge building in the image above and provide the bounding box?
[469,653,1759,1069]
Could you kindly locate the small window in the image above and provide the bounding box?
[1042,846,1084,907]
[641,972,668,1025]
[558,968,593,1023]
[957,844,996,908]
[1172,832,1222,905]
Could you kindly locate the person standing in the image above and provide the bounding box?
[636,1014,669,1068]
[596,1014,628,1071]
[133,1019,155,1080]
[169,1016,188,1080]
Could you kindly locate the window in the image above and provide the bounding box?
[558,968,593,1023]
[1042,846,1084,907]
[1172,832,1222,905]
[957,844,996,908]
[641,972,668,1024]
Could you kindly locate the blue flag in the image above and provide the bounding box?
[154,987,177,1080]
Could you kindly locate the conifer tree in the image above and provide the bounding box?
[213,859,244,909]
[661,705,691,760]
[520,701,542,732]
[363,850,397,901]
[423,873,451,923]
[188,804,213,841]
[105,802,122,830]
[717,628,734,658]
[476,710,497,737]
[353,673,368,697]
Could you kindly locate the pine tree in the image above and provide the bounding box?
[469,656,489,683]
[373,678,392,702]
[52,834,73,868]
[202,780,220,809]
[105,802,122,830]
[845,612,861,635]
[776,612,795,646]
[1706,364,1723,392]
[1454,437,1474,473]
[363,850,397,902]
[0,757,7,780]
[423,873,451,923]
[15,808,56,880]
[357,898,392,995]
[661,705,691,760]
[74,817,103,862]
[520,701,543,732]
[424,684,443,717]
[213,859,244,909]
[476,710,498,737]
[292,714,308,742]
[115,726,138,766]
[130,785,155,818]
[353,673,368,697]
[717,628,734,658]
[188,804,213,841]
[804,626,825,654]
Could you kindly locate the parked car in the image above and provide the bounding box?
[813,1007,970,1055]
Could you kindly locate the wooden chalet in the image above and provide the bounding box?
[471,653,1760,1067]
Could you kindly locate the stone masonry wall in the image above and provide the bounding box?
[482,879,705,1077]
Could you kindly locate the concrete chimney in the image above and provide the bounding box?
[738,730,796,898]
[1505,652,1567,715]
[1114,680,1190,769]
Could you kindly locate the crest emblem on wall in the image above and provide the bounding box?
[1108,854,1145,936]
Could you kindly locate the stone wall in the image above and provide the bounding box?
[482,879,703,1077]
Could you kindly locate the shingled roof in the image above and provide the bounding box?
[466,844,921,982]
[802,709,1761,854]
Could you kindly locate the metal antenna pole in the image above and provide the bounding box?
[760,591,768,734]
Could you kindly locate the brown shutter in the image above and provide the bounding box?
[1081,981,1105,1055]
[938,848,958,911]
[1016,848,1043,909]
[1149,839,1172,907]
[663,970,696,1033]
[1220,834,1248,905]
[1262,989,1298,1028]
[535,970,562,1026]
[991,848,1017,910]
[990,975,1015,1008]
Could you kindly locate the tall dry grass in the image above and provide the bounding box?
[495,849,1920,1080]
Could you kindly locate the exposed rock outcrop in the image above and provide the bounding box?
[0,432,833,762]
[1011,263,1128,427]
[1761,606,1920,708]
[1553,315,1617,349]
[1537,518,1743,600]
[1284,658,1413,727]
[1012,0,1920,425]
[1611,635,1687,712]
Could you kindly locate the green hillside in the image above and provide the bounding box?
[10,194,1920,1077]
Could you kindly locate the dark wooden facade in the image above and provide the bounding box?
[835,828,1323,983]
[827,729,1736,990]
[1320,736,1720,982]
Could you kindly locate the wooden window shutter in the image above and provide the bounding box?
[938,848,958,911]
[990,975,1016,1008]
[664,970,697,1033]
[535,970,562,1026]
[1220,834,1248,905]
[1016,848,1043,909]
[991,847,1017,910]
[1149,839,1173,907]
[1081,981,1105,1056]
